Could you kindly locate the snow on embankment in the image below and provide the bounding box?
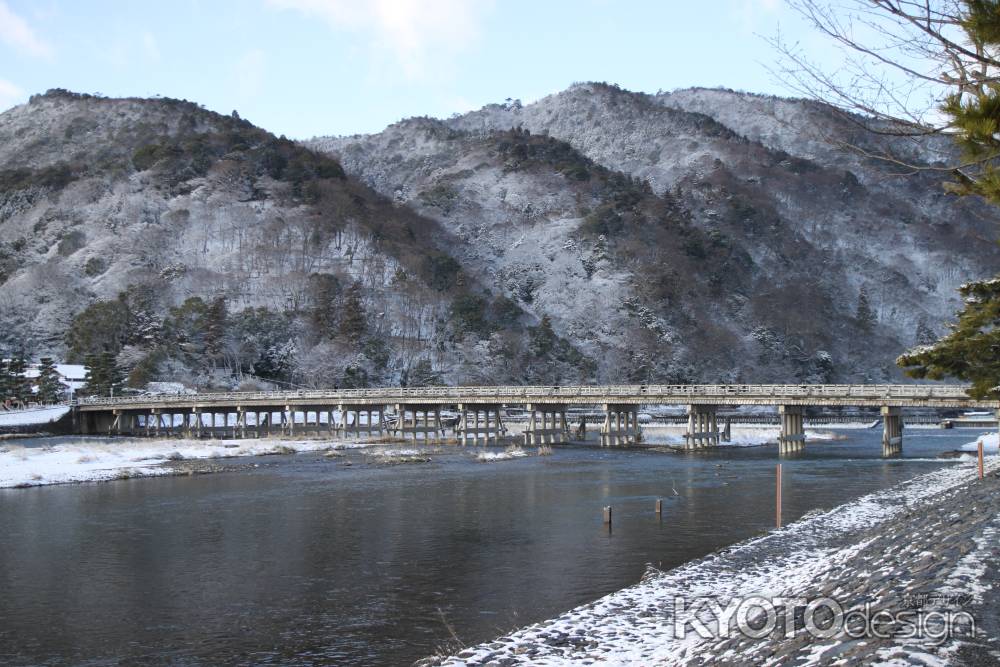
[0,405,70,427]
[960,431,999,453]
[437,456,996,666]
[0,438,353,489]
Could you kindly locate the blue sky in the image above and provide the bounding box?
[0,0,817,138]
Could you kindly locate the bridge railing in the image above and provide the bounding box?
[73,383,979,408]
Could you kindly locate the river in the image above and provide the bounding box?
[0,427,981,665]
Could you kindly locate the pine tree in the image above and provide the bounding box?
[529,315,556,357]
[82,352,122,397]
[82,353,102,397]
[899,278,1000,399]
[339,282,367,343]
[204,297,227,361]
[856,286,876,332]
[6,356,30,405]
[0,359,12,405]
[36,357,64,404]
[406,359,442,387]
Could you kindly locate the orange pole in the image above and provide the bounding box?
[776,463,782,529]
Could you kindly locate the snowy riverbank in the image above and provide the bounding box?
[431,453,1000,665]
[0,437,368,488]
[0,405,70,428]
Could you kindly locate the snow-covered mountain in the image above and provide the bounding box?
[308,83,1000,383]
[1,84,996,388]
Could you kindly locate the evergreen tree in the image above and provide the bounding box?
[36,357,64,404]
[856,286,876,332]
[898,278,1000,399]
[82,352,123,398]
[0,359,12,405]
[406,359,443,387]
[529,315,556,357]
[204,297,228,361]
[339,282,367,343]
[6,356,30,405]
[307,272,341,336]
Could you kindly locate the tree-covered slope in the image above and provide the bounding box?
[309,83,1000,383]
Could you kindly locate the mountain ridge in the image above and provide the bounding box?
[1,84,996,389]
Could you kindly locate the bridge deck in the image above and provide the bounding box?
[75,384,997,412]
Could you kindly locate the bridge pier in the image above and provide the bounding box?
[685,404,719,449]
[337,404,386,439]
[524,403,568,445]
[456,404,504,445]
[882,406,903,456]
[395,404,446,442]
[111,409,130,436]
[601,404,640,446]
[779,405,805,454]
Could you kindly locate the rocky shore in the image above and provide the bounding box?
[429,457,999,666]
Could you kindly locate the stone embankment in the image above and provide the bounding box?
[429,457,999,666]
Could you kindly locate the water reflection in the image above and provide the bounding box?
[0,428,981,665]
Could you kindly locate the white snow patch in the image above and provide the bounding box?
[477,446,530,461]
[0,437,341,488]
[0,405,70,426]
[371,448,422,457]
[959,432,999,453]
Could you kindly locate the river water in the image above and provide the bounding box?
[0,427,982,665]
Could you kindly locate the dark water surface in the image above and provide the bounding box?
[0,428,982,665]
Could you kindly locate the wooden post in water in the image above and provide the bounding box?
[655,499,663,514]
[603,505,612,526]
[979,441,985,480]
[776,463,783,529]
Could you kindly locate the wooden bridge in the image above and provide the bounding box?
[74,384,998,454]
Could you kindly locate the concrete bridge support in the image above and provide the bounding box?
[882,406,903,456]
[601,404,641,446]
[77,409,117,436]
[395,404,445,442]
[779,405,805,454]
[338,405,387,439]
[111,409,137,436]
[524,403,569,445]
[685,404,719,449]
[456,404,504,445]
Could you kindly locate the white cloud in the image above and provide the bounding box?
[0,0,53,58]
[0,78,25,111]
[267,0,490,79]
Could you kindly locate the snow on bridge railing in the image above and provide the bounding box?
[72,384,980,408]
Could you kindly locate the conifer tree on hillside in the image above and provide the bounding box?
[339,282,367,343]
[0,359,12,405]
[36,357,64,404]
[6,356,31,405]
[856,287,877,333]
[82,352,123,398]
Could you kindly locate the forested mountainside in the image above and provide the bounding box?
[1,84,997,390]
[308,82,1000,384]
[0,90,585,389]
